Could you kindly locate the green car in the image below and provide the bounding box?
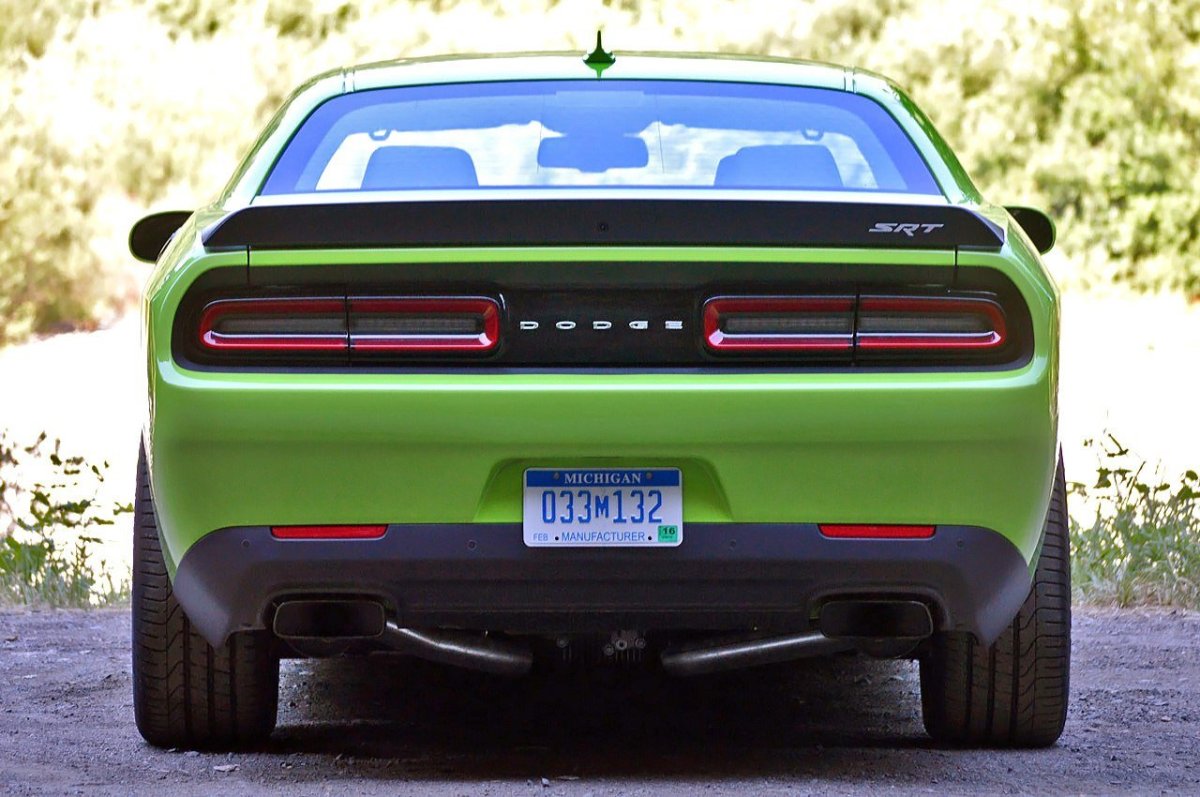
[130,44,1068,750]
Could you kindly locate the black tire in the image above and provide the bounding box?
[132,443,279,749]
[919,455,1070,747]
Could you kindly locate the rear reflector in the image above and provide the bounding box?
[348,297,499,352]
[819,524,936,539]
[199,298,347,351]
[271,525,388,540]
[856,296,1006,351]
[704,297,855,352]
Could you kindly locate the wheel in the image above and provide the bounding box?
[919,454,1070,747]
[131,443,279,749]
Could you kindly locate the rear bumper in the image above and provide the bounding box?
[173,522,1034,648]
[148,363,1059,577]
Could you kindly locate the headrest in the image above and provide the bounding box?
[360,146,479,190]
[713,145,844,189]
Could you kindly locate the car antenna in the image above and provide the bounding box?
[583,30,615,77]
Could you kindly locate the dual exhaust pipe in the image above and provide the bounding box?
[273,597,935,677]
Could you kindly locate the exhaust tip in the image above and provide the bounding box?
[273,599,386,640]
[817,599,934,644]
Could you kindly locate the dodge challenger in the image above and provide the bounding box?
[129,42,1068,750]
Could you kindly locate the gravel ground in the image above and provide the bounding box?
[1,608,1198,795]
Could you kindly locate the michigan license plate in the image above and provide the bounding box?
[523,468,683,547]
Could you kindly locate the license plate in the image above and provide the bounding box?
[523,468,683,547]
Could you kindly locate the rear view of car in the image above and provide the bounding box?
[130,50,1068,750]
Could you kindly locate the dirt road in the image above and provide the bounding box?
[1,608,1198,795]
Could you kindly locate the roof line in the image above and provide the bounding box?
[345,49,856,73]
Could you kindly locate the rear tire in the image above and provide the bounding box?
[919,455,1070,747]
[132,443,279,749]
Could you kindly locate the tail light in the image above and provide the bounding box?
[197,296,500,356]
[703,297,855,352]
[349,298,498,352]
[199,298,347,351]
[857,296,1006,351]
[703,293,1010,360]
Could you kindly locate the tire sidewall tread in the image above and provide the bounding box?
[920,454,1071,748]
[131,443,279,750]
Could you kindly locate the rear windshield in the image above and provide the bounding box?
[261,80,941,196]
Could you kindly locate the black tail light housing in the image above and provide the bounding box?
[173,265,1030,371]
[191,295,501,365]
[703,292,1016,365]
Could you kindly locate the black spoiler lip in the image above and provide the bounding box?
[201,198,1005,251]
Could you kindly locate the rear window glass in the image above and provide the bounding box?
[261,80,941,196]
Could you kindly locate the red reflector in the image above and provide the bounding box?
[704,297,855,352]
[271,525,388,540]
[819,524,936,539]
[198,298,347,352]
[349,297,500,352]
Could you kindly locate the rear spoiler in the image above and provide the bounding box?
[202,199,1004,251]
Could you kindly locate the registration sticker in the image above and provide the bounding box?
[522,468,683,547]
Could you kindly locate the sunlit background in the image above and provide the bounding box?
[1,0,1197,602]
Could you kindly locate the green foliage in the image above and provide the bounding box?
[1070,435,1200,609]
[0,107,111,343]
[1,0,1199,344]
[0,0,87,58]
[0,432,130,607]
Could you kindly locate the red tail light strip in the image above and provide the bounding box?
[856,296,1007,351]
[271,525,388,540]
[703,297,855,352]
[819,524,936,539]
[348,298,499,352]
[198,298,347,351]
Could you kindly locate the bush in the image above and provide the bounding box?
[752,0,1200,293]
[0,108,113,343]
[0,432,130,607]
[1,0,1198,344]
[1070,435,1200,609]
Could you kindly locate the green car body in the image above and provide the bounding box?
[133,52,1068,749]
